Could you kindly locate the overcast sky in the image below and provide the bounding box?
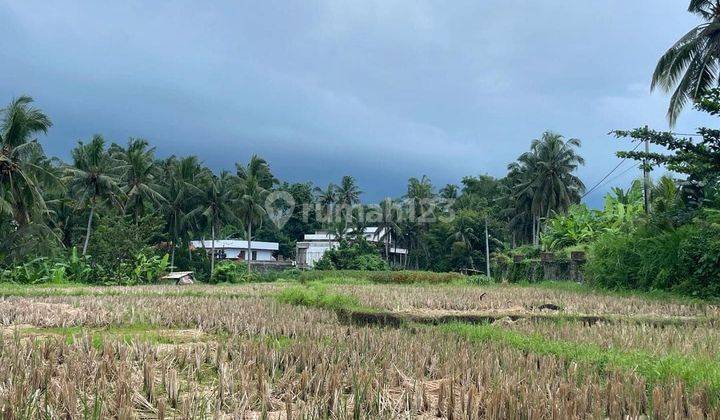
[0,1,714,205]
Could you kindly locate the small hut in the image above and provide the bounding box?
[161,271,195,285]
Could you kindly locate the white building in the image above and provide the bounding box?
[190,240,279,262]
[295,227,407,268]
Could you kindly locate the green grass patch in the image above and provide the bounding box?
[298,270,465,284]
[274,282,366,312]
[441,322,720,393]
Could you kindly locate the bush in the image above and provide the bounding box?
[0,249,92,284]
[0,249,170,286]
[348,254,387,271]
[210,261,248,284]
[313,255,336,270]
[585,221,720,297]
[313,238,386,271]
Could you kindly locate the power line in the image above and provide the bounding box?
[599,162,639,190]
[581,141,642,199]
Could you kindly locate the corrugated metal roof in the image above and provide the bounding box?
[190,240,279,251]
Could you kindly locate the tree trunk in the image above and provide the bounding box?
[82,204,95,256]
[247,220,253,273]
[170,220,177,269]
[532,215,537,246]
[210,224,216,278]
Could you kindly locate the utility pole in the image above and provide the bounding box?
[643,125,651,214]
[485,215,491,278]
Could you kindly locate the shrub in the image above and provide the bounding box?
[313,255,336,270]
[0,249,93,284]
[585,221,720,297]
[210,261,248,284]
[348,254,387,271]
[313,238,385,271]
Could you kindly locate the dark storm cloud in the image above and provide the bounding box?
[0,1,713,205]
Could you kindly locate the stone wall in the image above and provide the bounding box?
[495,251,586,283]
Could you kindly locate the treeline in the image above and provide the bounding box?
[0,95,587,282]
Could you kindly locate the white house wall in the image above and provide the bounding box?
[222,248,275,261]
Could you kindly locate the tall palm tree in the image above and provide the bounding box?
[404,175,434,266]
[161,155,203,268]
[188,171,237,276]
[509,132,585,245]
[0,96,53,227]
[235,154,276,189]
[236,156,274,272]
[448,210,480,270]
[651,175,680,213]
[439,184,459,200]
[652,1,720,125]
[335,176,361,230]
[114,138,165,221]
[314,183,337,227]
[65,135,122,255]
[376,198,401,262]
[236,176,267,272]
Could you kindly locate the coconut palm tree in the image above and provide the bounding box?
[439,184,459,200]
[448,210,481,270]
[236,175,267,272]
[509,132,585,245]
[236,156,274,272]
[0,96,53,227]
[114,138,165,221]
[314,183,337,227]
[161,155,203,268]
[336,176,361,230]
[188,171,237,277]
[376,198,401,262]
[651,175,680,213]
[65,135,122,255]
[403,175,435,265]
[235,155,276,189]
[652,1,720,125]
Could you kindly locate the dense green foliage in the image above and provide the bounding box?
[542,182,644,250]
[586,216,720,297]
[209,261,249,284]
[314,238,387,271]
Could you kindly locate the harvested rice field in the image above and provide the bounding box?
[0,281,719,419]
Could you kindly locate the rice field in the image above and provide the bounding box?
[0,281,718,419]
